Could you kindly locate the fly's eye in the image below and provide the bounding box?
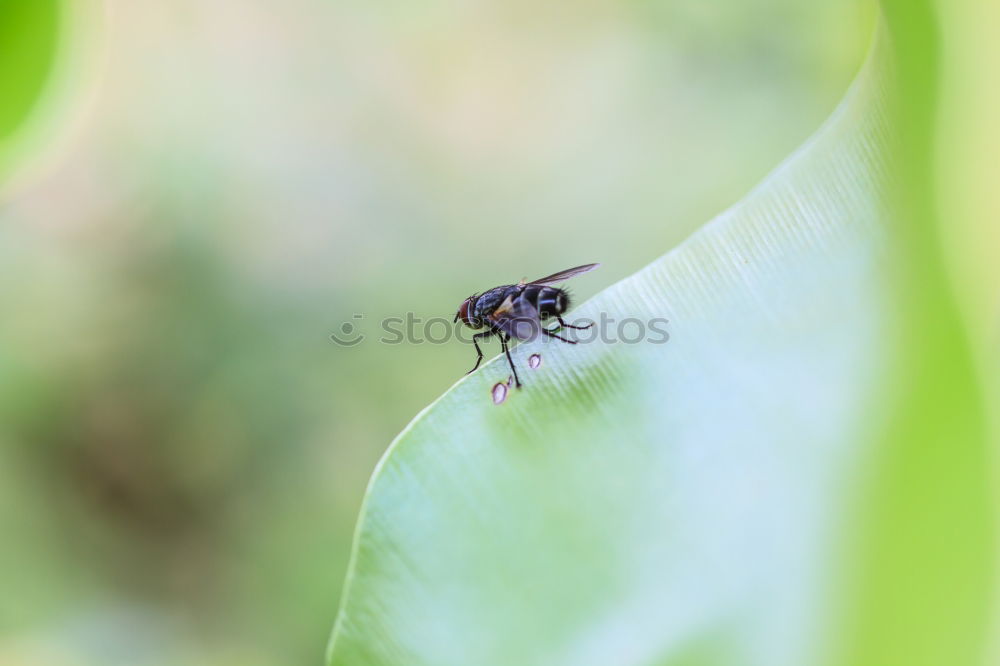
[457,299,473,327]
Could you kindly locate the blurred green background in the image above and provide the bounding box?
[0,1,874,664]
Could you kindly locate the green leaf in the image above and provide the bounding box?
[328,29,894,664]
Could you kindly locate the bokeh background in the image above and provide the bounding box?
[0,1,873,664]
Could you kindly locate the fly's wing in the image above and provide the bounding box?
[488,291,544,342]
[528,263,600,286]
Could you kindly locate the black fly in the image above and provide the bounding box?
[453,263,599,388]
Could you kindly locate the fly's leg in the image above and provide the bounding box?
[546,316,592,334]
[467,331,492,374]
[500,333,522,388]
[542,328,577,344]
[556,316,592,330]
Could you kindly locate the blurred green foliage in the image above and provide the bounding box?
[0,0,60,172]
[837,1,995,664]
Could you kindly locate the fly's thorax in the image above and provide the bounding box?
[473,285,517,321]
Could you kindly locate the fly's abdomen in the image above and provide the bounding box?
[523,285,568,320]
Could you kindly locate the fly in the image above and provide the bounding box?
[453,263,599,388]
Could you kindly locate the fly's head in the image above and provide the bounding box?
[454,294,483,329]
